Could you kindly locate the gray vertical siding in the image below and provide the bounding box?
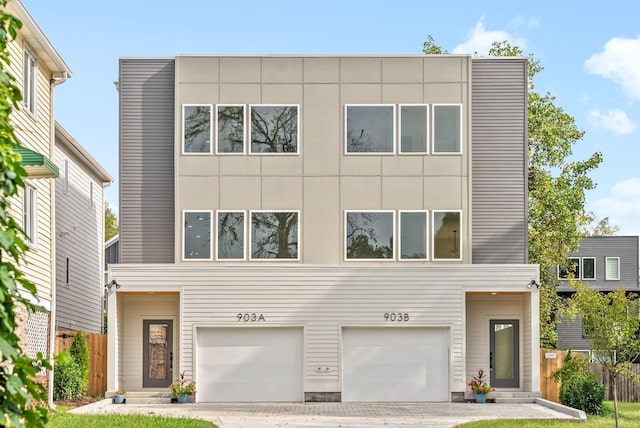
[471,58,528,264]
[119,59,175,263]
[557,316,591,351]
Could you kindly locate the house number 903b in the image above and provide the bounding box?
[384,312,409,322]
[237,313,265,322]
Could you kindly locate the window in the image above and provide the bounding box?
[558,257,580,280]
[433,104,462,153]
[399,211,427,260]
[183,211,212,260]
[250,211,299,259]
[182,104,212,154]
[345,211,394,260]
[23,184,37,246]
[582,257,596,280]
[216,211,245,260]
[345,105,395,154]
[23,48,36,115]
[432,210,461,260]
[606,257,620,280]
[399,105,428,154]
[250,105,299,154]
[216,105,245,154]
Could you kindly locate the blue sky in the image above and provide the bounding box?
[22,0,640,235]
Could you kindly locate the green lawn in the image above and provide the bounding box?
[46,406,217,428]
[458,402,640,427]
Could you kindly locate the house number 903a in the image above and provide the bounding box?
[237,313,265,322]
[384,312,409,322]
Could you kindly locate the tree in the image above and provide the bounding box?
[588,217,620,236]
[0,3,50,426]
[422,35,448,55]
[105,201,118,241]
[566,282,640,427]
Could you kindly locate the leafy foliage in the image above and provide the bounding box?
[104,201,118,241]
[588,217,620,236]
[467,369,494,395]
[53,355,83,400]
[553,349,605,414]
[69,331,89,395]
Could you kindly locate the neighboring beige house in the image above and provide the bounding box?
[108,55,540,402]
[54,122,113,334]
[4,0,71,397]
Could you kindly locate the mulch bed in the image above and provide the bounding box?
[54,397,98,408]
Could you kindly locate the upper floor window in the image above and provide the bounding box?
[399,211,427,260]
[216,105,245,154]
[23,184,37,246]
[558,257,580,280]
[250,211,299,259]
[345,105,395,154]
[216,211,246,260]
[345,211,394,260]
[433,104,462,153]
[23,48,37,115]
[250,105,299,154]
[182,104,212,154]
[606,257,620,280]
[432,210,461,260]
[183,211,212,260]
[399,105,428,154]
[582,257,596,280]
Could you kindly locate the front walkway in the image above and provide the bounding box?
[70,400,584,428]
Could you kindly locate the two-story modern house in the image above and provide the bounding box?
[556,235,639,354]
[107,54,540,402]
[54,122,113,334]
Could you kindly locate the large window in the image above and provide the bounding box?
[183,211,212,260]
[432,210,461,260]
[433,104,461,153]
[345,105,395,154]
[23,184,37,246]
[216,105,245,154]
[606,257,620,280]
[399,211,427,260]
[217,211,245,260]
[558,257,580,280]
[250,105,299,154]
[250,211,299,259]
[23,48,36,115]
[345,211,394,260]
[182,105,212,154]
[399,105,428,154]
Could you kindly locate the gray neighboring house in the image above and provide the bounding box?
[54,122,113,333]
[107,54,540,402]
[557,235,640,353]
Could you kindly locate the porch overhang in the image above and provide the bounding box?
[14,146,59,178]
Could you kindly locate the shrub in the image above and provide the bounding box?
[53,356,83,400]
[69,331,89,395]
[559,375,605,415]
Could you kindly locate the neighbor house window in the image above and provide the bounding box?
[23,48,36,115]
[399,211,427,260]
[250,105,299,154]
[182,104,212,154]
[345,211,394,260]
[606,257,620,280]
[433,104,461,153]
[582,257,596,280]
[216,105,245,154]
[88,182,94,209]
[432,210,461,260]
[399,105,428,154]
[558,257,580,280]
[23,184,37,246]
[216,211,245,260]
[250,211,299,259]
[183,211,212,260]
[345,105,395,154]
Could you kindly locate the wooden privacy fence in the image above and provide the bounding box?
[596,363,640,402]
[54,330,107,397]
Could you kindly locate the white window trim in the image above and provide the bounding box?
[432,104,463,155]
[249,210,301,261]
[605,257,620,281]
[557,257,581,280]
[215,104,246,155]
[181,104,213,155]
[344,104,396,155]
[431,209,462,261]
[249,104,300,155]
[182,210,213,261]
[398,104,429,155]
[23,47,37,116]
[23,183,37,249]
[215,210,247,261]
[398,210,428,261]
[344,210,396,261]
[582,257,596,280]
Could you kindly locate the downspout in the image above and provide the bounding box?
[47,71,68,409]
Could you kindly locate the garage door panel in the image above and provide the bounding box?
[345,345,436,364]
[205,345,301,364]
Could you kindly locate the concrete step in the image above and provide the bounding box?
[119,397,173,405]
[464,391,542,401]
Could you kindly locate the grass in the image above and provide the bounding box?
[458,401,640,427]
[46,406,217,428]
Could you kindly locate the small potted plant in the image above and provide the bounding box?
[170,371,196,403]
[468,370,494,403]
[113,389,126,404]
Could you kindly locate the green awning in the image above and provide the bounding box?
[13,146,59,178]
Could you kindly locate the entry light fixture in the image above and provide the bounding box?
[105,279,121,291]
[527,280,541,290]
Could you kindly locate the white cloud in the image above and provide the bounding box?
[510,16,539,29]
[585,37,640,100]
[453,17,527,56]
[587,109,636,135]
[591,178,640,235]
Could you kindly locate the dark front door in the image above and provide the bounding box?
[143,320,173,388]
[490,319,519,388]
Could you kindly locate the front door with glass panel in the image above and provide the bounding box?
[143,320,173,388]
[489,319,519,388]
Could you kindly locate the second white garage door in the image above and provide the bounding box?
[342,327,449,402]
[196,327,303,402]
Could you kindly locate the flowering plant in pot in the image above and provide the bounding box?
[170,372,196,403]
[113,389,126,404]
[468,370,494,403]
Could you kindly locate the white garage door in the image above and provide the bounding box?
[196,327,303,402]
[342,327,449,402]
